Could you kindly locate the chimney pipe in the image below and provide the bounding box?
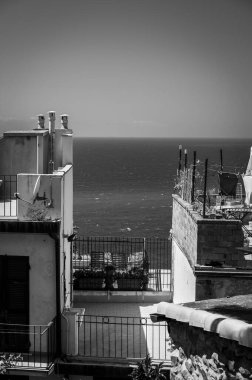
[37,114,45,129]
[48,111,55,173]
[48,111,56,134]
[61,114,69,129]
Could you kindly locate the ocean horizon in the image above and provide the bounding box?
[73,137,252,237]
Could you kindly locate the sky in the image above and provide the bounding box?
[0,0,252,138]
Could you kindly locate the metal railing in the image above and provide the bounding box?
[0,318,57,370]
[72,237,171,291]
[77,315,169,360]
[0,175,17,216]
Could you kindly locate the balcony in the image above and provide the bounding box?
[72,237,172,302]
[0,175,17,218]
[0,319,57,374]
[77,314,169,361]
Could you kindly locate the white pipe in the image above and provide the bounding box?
[48,111,56,134]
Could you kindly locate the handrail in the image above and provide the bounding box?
[0,320,55,336]
[0,322,49,328]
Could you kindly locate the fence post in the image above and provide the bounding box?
[184,149,188,170]
[178,144,182,173]
[191,151,196,203]
[220,148,223,171]
[203,158,208,218]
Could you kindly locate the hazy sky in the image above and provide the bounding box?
[0,0,252,138]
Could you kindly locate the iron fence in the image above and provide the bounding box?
[77,314,169,360]
[72,237,171,291]
[0,318,57,370]
[0,175,17,216]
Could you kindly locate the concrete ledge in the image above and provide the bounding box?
[74,290,173,304]
[195,266,252,276]
[56,359,132,379]
[4,130,49,136]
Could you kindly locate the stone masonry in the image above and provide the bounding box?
[172,195,244,268]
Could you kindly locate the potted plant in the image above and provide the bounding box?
[116,267,149,291]
[73,268,105,290]
[104,264,116,290]
[129,354,167,379]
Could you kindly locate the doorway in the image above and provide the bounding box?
[0,255,29,351]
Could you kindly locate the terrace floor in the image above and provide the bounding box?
[74,302,171,361]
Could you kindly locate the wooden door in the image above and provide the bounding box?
[0,256,29,352]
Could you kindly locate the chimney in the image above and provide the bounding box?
[48,111,56,173]
[37,114,45,129]
[61,114,69,129]
[48,111,56,134]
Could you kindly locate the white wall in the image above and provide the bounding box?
[59,165,73,309]
[17,173,62,221]
[172,239,196,304]
[17,165,73,310]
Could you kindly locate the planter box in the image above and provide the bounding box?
[74,277,104,290]
[117,278,142,291]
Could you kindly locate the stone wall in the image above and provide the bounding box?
[197,221,244,267]
[196,271,252,300]
[168,319,252,371]
[172,195,199,267]
[172,195,244,268]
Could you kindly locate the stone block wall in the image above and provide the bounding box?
[172,195,199,267]
[172,195,244,268]
[168,319,252,371]
[196,272,252,300]
[197,220,244,267]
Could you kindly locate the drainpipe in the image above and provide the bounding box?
[55,237,62,357]
[48,111,55,174]
[49,231,62,357]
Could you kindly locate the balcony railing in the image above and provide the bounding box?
[0,318,57,371]
[0,175,17,217]
[77,315,169,360]
[72,237,171,292]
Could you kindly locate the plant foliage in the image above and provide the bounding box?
[129,354,167,380]
[0,354,22,374]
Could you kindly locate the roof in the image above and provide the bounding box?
[0,220,60,236]
[156,295,252,348]
[3,130,49,136]
[183,294,252,323]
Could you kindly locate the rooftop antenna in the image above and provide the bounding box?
[203,158,208,218]
[184,149,188,170]
[178,145,182,173]
[191,150,197,203]
[220,149,223,172]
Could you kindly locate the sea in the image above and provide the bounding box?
[73,138,252,238]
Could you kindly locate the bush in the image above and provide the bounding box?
[129,354,168,380]
[0,354,22,374]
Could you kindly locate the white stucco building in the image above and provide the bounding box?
[0,112,79,379]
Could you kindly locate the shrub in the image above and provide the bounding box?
[129,354,168,380]
[0,354,22,374]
